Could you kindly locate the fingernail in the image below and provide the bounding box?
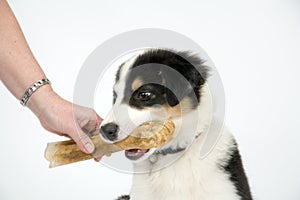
[85,142,95,154]
[94,157,101,162]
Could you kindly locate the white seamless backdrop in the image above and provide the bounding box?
[1,0,300,199]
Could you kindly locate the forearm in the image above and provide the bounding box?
[0,0,47,99]
[0,0,101,153]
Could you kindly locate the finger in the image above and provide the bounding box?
[96,113,103,127]
[81,113,102,134]
[85,113,103,136]
[87,128,100,137]
[94,157,102,162]
[71,129,95,154]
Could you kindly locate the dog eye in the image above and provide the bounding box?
[136,91,153,101]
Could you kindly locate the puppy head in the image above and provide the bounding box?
[100,49,209,162]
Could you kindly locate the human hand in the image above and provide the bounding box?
[27,85,103,154]
[0,0,102,155]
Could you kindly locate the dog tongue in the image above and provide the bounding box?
[125,149,149,160]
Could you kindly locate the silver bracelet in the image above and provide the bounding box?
[20,78,51,106]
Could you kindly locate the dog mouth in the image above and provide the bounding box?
[125,149,150,160]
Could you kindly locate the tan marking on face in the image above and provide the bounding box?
[131,77,144,91]
[152,97,194,119]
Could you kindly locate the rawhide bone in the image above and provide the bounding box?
[44,120,175,168]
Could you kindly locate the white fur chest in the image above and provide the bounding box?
[129,131,240,200]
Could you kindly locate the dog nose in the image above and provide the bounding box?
[100,123,119,141]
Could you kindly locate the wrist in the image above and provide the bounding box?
[20,78,51,106]
[26,84,58,118]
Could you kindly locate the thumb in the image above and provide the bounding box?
[72,129,95,154]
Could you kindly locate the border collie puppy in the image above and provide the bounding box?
[99,49,252,200]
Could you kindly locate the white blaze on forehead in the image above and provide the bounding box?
[118,52,142,82]
[102,50,155,142]
[113,51,144,105]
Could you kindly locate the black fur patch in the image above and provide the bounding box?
[115,63,124,82]
[113,90,117,104]
[222,145,252,200]
[122,49,209,109]
[116,195,130,200]
[156,146,186,155]
[129,84,166,109]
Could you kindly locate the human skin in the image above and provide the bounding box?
[0,0,102,154]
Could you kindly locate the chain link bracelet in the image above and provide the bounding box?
[20,78,51,106]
